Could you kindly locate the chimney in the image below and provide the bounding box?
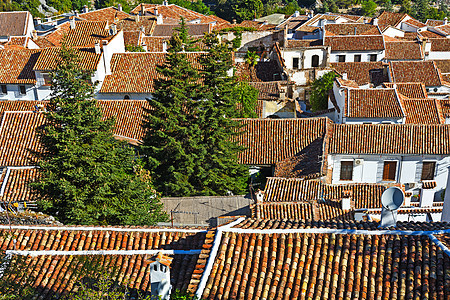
[142,43,147,52]
[70,18,76,29]
[34,17,41,25]
[442,167,450,221]
[157,14,163,25]
[372,17,378,26]
[32,30,37,40]
[293,10,300,18]
[109,24,117,35]
[445,17,448,25]
[255,190,264,202]
[232,19,237,25]
[82,5,88,13]
[354,27,357,35]
[341,190,353,211]
[162,40,168,52]
[136,14,140,23]
[149,253,172,300]
[308,10,314,19]
[140,4,145,16]
[163,0,168,5]
[263,20,268,26]
[154,8,158,16]
[94,41,101,54]
[342,73,348,80]
[117,3,122,11]
[420,182,436,207]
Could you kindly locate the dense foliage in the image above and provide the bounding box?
[142,22,249,197]
[33,46,166,226]
[215,0,264,23]
[309,71,336,112]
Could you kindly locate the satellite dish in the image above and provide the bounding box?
[379,187,404,228]
[381,187,404,211]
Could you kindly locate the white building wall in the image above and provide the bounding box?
[383,27,404,38]
[329,154,450,200]
[0,84,35,100]
[330,50,385,62]
[426,51,450,60]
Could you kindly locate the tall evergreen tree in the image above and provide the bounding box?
[142,24,204,197]
[34,46,166,225]
[142,26,249,197]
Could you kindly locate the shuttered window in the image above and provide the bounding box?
[421,162,436,180]
[340,161,353,181]
[293,57,299,69]
[383,161,397,181]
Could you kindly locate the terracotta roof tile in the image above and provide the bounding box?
[142,36,206,52]
[426,19,445,27]
[419,30,445,38]
[117,16,156,35]
[430,38,450,52]
[331,62,388,86]
[403,18,426,28]
[79,6,130,24]
[435,233,450,248]
[201,231,450,299]
[325,35,385,51]
[439,99,450,117]
[435,24,450,35]
[263,177,393,208]
[248,81,281,101]
[234,118,329,166]
[384,82,428,98]
[152,23,210,36]
[100,52,203,93]
[0,49,39,84]
[0,226,210,296]
[377,12,407,30]
[283,39,322,49]
[33,47,101,71]
[324,23,380,36]
[385,41,423,60]
[123,30,143,46]
[45,21,112,47]
[329,123,450,154]
[390,61,444,87]
[402,98,444,124]
[433,59,450,74]
[0,11,31,37]
[0,111,44,167]
[346,88,404,118]
[0,167,39,203]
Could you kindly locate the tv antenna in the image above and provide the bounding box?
[379,186,404,228]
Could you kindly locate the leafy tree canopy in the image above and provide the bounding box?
[309,71,336,112]
[215,0,263,23]
[361,0,377,16]
[33,45,167,225]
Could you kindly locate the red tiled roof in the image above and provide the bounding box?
[377,12,407,30]
[283,39,323,49]
[263,177,393,208]
[384,82,427,98]
[0,111,44,167]
[389,61,444,87]
[436,24,450,35]
[33,47,101,71]
[439,99,450,117]
[402,98,444,124]
[384,41,423,60]
[426,19,445,27]
[0,49,39,84]
[430,38,450,52]
[248,81,281,101]
[331,62,388,86]
[45,21,112,47]
[123,30,143,46]
[436,233,450,248]
[100,52,203,93]
[324,23,380,36]
[403,18,426,28]
[0,11,31,37]
[117,16,156,35]
[0,225,210,296]
[325,35,385,51]
[79,6,130,24]
[329,123,450,154]
[346,88,404,118]
[433,59,450,74]
[152,23,210,36]
[234,118,329,166]
[201,231,450,299]
[0,100,47,117]
[0,167,39,203]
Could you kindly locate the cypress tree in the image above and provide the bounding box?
[142,24,204,197]
[34,46,166,225]
[142,26,249,196]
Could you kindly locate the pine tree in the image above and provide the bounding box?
[142,24,204,197]
[197,33,249,195]
[34,46,166,225]
[142,26,249,197]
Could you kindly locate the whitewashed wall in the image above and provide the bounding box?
[330,50,385,62]
[0,84,35,100]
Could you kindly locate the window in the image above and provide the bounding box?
[340,161,353,181]
[383,161,397,181]
[354,54,361,62]
[1,85,6,94]
[338,55,346,62]
[311,55,319,67]
[43,74,52,85]
[293,57,299,69]
[421,162,436,180]
[19,85,26,95]
[369,54,377,61]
